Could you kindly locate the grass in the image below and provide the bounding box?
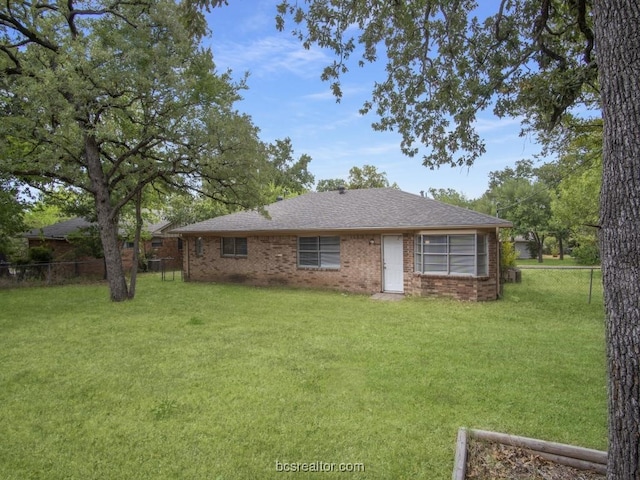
[0,271,606,479]
[516,255,599,267]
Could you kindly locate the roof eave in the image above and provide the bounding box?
[173,223,513,236]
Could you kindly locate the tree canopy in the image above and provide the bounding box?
[276,0,600,168]
[316,164,397,191]
[0,0,311,300]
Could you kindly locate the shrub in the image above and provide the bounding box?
[572,242,600,265]
[29,246,53,263]
[500,241,517,270]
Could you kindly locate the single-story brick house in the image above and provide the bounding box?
[172,188,512,301]
[23,218,105,276]
[24,217,182,273]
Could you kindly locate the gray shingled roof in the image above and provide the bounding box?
[25,218,173,239]
[172,188,512,234]
[146,220,173,235]
[24,217,94,239]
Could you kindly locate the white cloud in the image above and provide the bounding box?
[474,115,523,133]
[210,36,330,79]
[301,84,370,102]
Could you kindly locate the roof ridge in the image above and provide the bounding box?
[172,188,511,234]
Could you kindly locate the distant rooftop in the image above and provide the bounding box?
[24,218,173,239]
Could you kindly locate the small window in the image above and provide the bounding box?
[178,238,183,251]
[195,237,203,257]
[222,237,248,257]
[298,236,340,269]
[124,241,135,249]
[151,237,163,248]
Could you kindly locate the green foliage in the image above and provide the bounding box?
[500,241,518,270]
[1,0,311,300]
[572,240,600,266]
[27,187,95,223]
[487,162,552,261]
[316,178,346,192]
[23,202,70,231]
[428,188,474,208]
[67,226,104,259]
[347,164,395,189]
[276,1,599,167]
[526,239,540,260]
[264,138,315,197]
[28,246,53,263]
[550,127,602,238]
[164,194,231,227]
[544,238,560,257]
[316,164,397,191]
[0,181,26,254]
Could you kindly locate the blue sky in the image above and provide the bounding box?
[204,2,544,199]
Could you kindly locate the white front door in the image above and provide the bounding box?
[382,235,404,293]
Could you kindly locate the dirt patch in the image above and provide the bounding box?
[465,438,606,480]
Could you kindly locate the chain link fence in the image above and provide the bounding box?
[0,259,106,288]
[0,257,183,288]
[516,266,602,304]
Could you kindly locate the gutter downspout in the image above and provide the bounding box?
[185,237,190,281]
[496,227,501,299]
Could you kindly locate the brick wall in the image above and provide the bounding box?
[183,230,501,301]
[27,239,106,277]
[184,234,383,294]
[29,234,183,276]
[406,230,499,301]
[121,237,183,270]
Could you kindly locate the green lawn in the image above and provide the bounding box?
[516,255,599,267]
[0,271,607,479]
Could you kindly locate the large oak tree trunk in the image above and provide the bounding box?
[594,2,640,479]
[84,134,129,302]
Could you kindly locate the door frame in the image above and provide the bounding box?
[382,234,404,293]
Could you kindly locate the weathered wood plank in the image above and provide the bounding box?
[523,448,608,474]
[469,429,608,465]
[452,428,468,480]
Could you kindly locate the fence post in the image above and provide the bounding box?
[588,268,594,304]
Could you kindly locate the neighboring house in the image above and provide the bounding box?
[24,218,105,277]
[172,188,512,301]
[512,235,531,259]
[121,220,183,271]
[24,217,182,273]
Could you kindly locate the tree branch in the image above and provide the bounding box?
[0,11,59,52]
[576,0,594,64]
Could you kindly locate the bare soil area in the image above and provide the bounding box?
[465,438,606,480]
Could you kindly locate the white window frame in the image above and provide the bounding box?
[298,236,340,269]
[415,233,488,277]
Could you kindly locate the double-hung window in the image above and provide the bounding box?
[222,237,248,257]
[415,234,488,276]
[298,236,340,269]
